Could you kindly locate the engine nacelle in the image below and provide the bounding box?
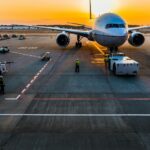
[56,32,70,47]
[128,32,145,47]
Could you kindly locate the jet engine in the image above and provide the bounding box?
[56,32,70,47]
[128,32,145,47]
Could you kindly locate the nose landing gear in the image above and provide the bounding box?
[76,42,82,48]
[108,47,118,53]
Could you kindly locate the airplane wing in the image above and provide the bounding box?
[29,25,91,38]
[128,26,150,32]
[67,22,92,30]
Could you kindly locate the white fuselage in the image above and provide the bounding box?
[91,13,128,48]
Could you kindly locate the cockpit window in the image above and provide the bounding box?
[106,24,125,29]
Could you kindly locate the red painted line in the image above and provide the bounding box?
[33,97,150,101]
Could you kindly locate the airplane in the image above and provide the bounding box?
[28,13,150,52]
[67,22,91,30]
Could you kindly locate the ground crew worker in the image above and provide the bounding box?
[75,59,80,73]
[0,75,5,94]
[108,55,111,70]
[104,54,109,69]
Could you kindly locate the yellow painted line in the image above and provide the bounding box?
[92,43,105,56]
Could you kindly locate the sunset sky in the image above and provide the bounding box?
[0,0,150,25]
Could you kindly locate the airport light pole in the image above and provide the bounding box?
[89,0,92,19]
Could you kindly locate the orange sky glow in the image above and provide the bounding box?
[0,0,150,25]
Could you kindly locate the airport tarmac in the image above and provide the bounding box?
[0,33,150,149]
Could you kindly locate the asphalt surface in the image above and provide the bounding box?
[0,33,150,149]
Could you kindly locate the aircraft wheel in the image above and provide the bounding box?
[75,42,78,48]
[75,42,82,48]
[79,42,82,48]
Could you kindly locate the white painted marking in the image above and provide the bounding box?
[5,61,49,101]
[18,47,38,50]
[5,94,21,100]
[26,84,31,88]
[10,51,40,59]
[21,89,26,94]
[5,98,17,101]
[16,95,21,100]
[30,80,34,83]
[40,69,44,72]
[33,76,38,80]
[37,73,40,76]
[0,114,150,117]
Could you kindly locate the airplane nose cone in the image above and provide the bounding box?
[108,28,127,37]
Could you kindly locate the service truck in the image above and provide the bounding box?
[0,46,10,53]
[108,53,139,75]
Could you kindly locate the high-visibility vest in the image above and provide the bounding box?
[104,57,109,62]
[104,55,109,62]
[76,60,80,65]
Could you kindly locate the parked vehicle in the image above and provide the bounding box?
[3,34,10,40]
[41,52,51,61]
[0,35,2,40]
[12,34,18,38]
[18,35,26,40]
[0,46,10,53]
[108,53,139,75]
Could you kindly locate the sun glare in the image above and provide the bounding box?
[92,0,119,16]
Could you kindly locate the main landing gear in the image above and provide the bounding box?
[108,47,118,53]
[75,35,83,48]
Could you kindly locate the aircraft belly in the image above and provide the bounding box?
[94,34,127,47]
